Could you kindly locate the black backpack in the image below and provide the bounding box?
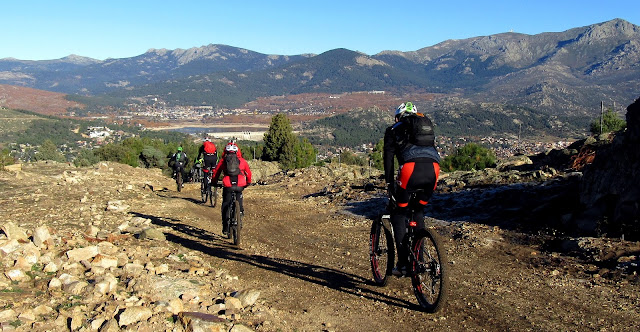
[224,153,240,176]
[404,113,435,147]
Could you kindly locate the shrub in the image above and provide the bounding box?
[590,109,626,135]
[441,143,496,172]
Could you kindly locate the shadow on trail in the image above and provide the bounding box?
[153,189,215,206]
[130,211,423,311]
[343,175,583,237]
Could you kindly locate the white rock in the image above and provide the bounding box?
[0,309,16,321]
[32,226,53,248]
[13,256,32,270]
[43,261,60,273]
[97,241,118,255]
[94,274,118,295]
[107,200,130,212]
[233,289,261,307]
[167,298,184,315]
[58,273,78,285]
[48,278,62,290]
[63,281,89,295]
[91,317,106,330]
[156,263,170,274]
[118,306,152,327]
[18,309,36,321]
[5,269,26,281]
[1,222,28,241]
[33,305,54,316]
[224,297,243,314]
[66,245,99,261]
[0,239,21,255]
[92,254,118,269]
[122,263,145,277]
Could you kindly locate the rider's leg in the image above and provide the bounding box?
[204,155,217,171]
[237,191,244,213]
[392,182,412,273]
[410,161,440,227]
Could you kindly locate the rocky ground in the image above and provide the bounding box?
[0,160,639,331]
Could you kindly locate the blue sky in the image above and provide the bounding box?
[3,0,640,61]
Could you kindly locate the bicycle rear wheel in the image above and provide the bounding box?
[231,199,242,246]
[201,180,207,203]
[212,185,218,207]
[370,215,394,286]
[410,228,448,312]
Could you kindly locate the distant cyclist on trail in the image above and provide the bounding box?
[383,102,440,277]
[168,146,189,184]
[212,142,252,236]
[196,137,218,177]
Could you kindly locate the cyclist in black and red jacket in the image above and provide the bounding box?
[383,102,440,277]
[196,137,218,177]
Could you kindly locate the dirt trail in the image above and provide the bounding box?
[148,178,640,332]
[1,161,637,331]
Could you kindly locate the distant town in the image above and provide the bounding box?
[62,92,578,163]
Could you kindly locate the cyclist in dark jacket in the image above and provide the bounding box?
[168,146,189,184]
[383,102,440,276]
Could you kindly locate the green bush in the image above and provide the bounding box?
[0,148,15,170]
[73,149,100,167]
[368,139,384,170]
[590,108,626,134]
[140,146,166,168]
[34,140,66,163]
[441,143,496,172]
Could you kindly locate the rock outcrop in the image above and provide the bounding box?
[578,97,640,239]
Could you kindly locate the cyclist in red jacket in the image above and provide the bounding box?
[212,142,252,235]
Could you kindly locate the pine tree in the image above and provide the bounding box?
[590,108,626,135]
[35,140,66,162]
[263,113,295,162]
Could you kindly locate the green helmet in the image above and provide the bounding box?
[177,147,183,152]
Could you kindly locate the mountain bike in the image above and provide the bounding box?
[192,161,204,183]
[225,188,243,246]
[175,169,183,192]
[370,192,448,312]
[200,168,216,207]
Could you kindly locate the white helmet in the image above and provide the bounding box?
[225,143,238,153]
[395,102,417,118]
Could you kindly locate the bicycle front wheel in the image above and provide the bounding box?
[212,185,218,207]
[411,228,448,312]
[370,215,394,286]
[176,172,183,192]
[231,200,242,246]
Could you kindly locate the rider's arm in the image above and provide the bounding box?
[212,158,224,182]
[196,145,204,160]
[241,159,252,185]
[383,126,396,185]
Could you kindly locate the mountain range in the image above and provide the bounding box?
[1,18,639,119]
